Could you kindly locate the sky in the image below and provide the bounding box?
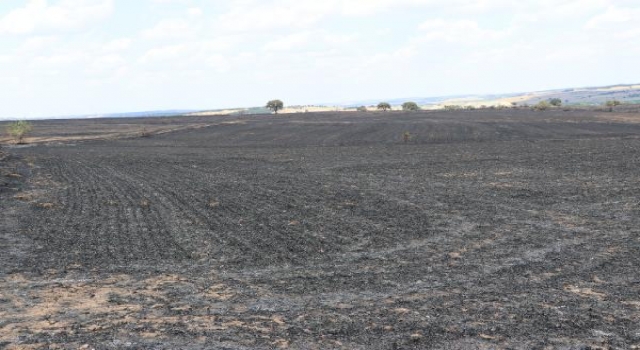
[0,0,639,119]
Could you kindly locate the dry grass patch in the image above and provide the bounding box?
[563,285,607,300]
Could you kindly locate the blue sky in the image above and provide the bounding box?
[1,0,639,118]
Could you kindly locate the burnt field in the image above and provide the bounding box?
[1,109,640,349]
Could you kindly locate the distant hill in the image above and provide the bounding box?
[0,110,198,121]
[187,83,640,117]
[90,110,198,119]
[5,83,639,121]
[506,84,640,106]
[337,84,640,109]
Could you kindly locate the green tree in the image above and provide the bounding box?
[605,100,621,112]
[402,102,420,111]
[266,100,284,114]
[549,98,562,107]
[377,102,391,111]
[356,106,368,112]
[7,120,33,144]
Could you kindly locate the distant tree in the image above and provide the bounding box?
[6,120,33,144]
[549,98,562,107]
[377,102,391,111]
[402,102,420,111]
[605,100,621,112]
[511,102,518,108]
[266,100,284,114]
[534,101,551,111]
[356,106,368,112]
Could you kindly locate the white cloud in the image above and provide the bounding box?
[0,54,15,64]
[18,36,59,52]
[616,27,640,40]
[216,2,330,32]
[214,0,450,32]
[2,0,640,118]
[0,0,114,35]
[138,44,189,64]
[142,18,196,39]
[586,5,640,28]
[149,0,190,3]
[263,32,312,51]
[418,19,508,44]
[323,33,359,45]
[187,7,203,17]
[338,0,416,16]
[137,42,230,73]
[102,38,132,52]
[31,52,86,68]
[86,54,126,74]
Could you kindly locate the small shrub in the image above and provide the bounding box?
[356,106,368,112]
[534,101,551,111]
[7,120,33,144]
[605,100,621,112]
[403,132,411,143]
[444,105,462,111]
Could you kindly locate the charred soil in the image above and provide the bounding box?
[1,110,640,349]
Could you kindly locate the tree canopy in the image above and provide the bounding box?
[266,100,284,114]
[377,102,391,111]
[402,102,420,111]
[549,98,562,107]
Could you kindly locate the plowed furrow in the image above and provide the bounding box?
[83,162,191,263]
[124,164,267,263]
